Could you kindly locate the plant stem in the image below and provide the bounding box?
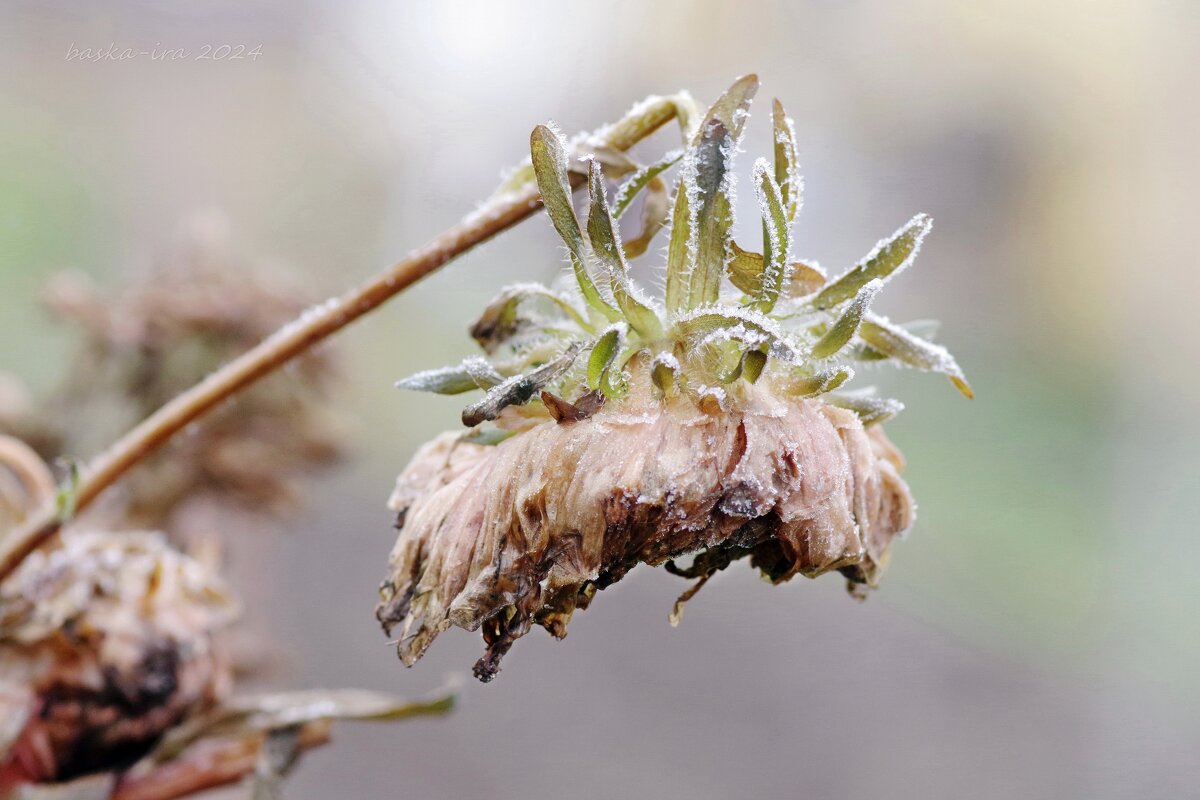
[0,92,692,582]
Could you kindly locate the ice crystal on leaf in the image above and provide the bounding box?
[379,75,971,681]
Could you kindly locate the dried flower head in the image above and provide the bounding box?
[0,530,238,785]
[42,219,343,531]
[378,75,970,681]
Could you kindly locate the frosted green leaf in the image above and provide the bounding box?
[613,150,682,219]
[785,366,853,397]
[586,325,625,397]
[585,162,663,339]
[614,151,679,259]
[848,319,940,361]
[529,125,620,321]
[750,158,791,313]
[651,351,679,393]
[674,306,805,365]
[395,357,503,395]
[741,348,768,383]
[811,213,932,310]
[858,314,973,398]
[772,99,802,222]
[461,343,583,426]
[665,75,759,313]
[699,74,759,142]
[811,279,883,359]
[824,393,905,425]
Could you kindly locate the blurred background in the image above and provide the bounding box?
[1,0,1198,797]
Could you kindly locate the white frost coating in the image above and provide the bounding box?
[395,363,475,391]
[276,297,341,341]
[697,324,769,352]
[651,351,680,371]
[462,356,504,387]
[592,319,629,347]
[858,278,885,306]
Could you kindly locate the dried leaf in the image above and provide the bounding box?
[727,244,825,300]
[469,283,589,352]
[461,343,583,426]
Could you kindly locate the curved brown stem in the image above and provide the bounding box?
[0,435,56,513]
[0,92,692,582]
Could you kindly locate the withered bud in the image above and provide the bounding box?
[0,531,238,784]
[379,367,913,681]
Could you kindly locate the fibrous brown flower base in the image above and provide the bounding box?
[377,378,913,681]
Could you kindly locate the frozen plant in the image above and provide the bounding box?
[379,74,971,681]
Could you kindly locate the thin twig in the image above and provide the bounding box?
[0,93,691,582]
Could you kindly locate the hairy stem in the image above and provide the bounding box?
[0,93,691,582]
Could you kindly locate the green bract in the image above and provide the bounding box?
[398,75,971,429]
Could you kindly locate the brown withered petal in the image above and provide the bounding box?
[378,364,914,681]
[0,531,238,784]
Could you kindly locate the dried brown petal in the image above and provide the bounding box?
[378,362,913,681]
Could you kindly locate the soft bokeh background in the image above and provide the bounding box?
[2,1,1198,797]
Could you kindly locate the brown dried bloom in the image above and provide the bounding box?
[0,530,238,785]
[378,76,970,681]
[41,218,342,531]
